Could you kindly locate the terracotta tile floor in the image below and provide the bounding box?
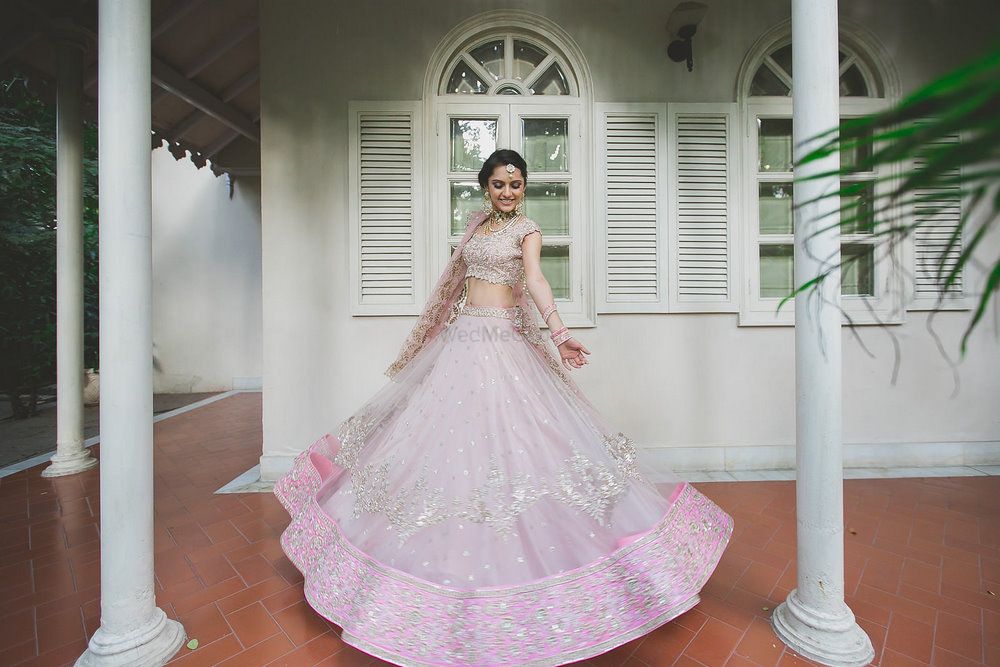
[1,392,997,666]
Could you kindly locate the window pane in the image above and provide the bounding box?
[758,118,793,172]
[840,123,872,171]
[759,182,794,235]
[513,40,547,80]
[750,65,790,96]
[771,44,792,79]
[446,64,488,95]
[840,181,875,234]
[470,40,504,81]
[840,64,869,96]
[529,64,570,95]
[450,181,483,235]
[841,243,874,295]
[522,118,568,173]
[524,182,569,235]
[541,245,570,299]
[760,244,794,298]
[450,119,497,172]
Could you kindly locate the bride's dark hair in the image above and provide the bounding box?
[478,149,529,188]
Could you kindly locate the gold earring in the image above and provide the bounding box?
[482,191,493,213]
[515,198,525,216]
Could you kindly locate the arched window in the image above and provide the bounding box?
[738,26,901,325]
[748,42,883,98]
[427,15,593,325]
[441,34,576,96]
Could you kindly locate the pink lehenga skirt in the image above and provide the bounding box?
[274,304,733,666]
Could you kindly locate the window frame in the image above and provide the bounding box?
[739,96,910,326]
[434,99,593,327]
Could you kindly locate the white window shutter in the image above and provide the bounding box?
[349,102,423,315]
[667,103,737,312]
[909,130,966,310]
[596,104,668,313]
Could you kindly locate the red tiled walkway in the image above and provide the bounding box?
[0,393,997,666]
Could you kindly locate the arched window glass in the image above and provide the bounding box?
[749,43,878,98]
[440,33,576,96]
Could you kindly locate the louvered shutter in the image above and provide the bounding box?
[596,104,667,313]
[910,130,966,310]
[349,102,423,315]
[668,104,735,312]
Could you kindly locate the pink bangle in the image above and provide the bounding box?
[541,303,557,323]
[552,330,573,346]
[550,326,571,346]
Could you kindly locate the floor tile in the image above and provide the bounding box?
[885,613,934,663]
[226,601,281,648]
[683,617,743,665]
[4,392,999,666]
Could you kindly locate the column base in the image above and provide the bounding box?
[76,607,185,667]
[772,589,874,667]
[42,449,98,478]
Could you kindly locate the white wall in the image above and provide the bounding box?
[258,0,1000,478]
[151,146,262,393]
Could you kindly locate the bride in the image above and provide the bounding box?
[274,149,733,666]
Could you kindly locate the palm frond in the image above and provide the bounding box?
[787,43,1000,357]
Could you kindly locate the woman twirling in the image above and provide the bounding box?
[274,149,733,666]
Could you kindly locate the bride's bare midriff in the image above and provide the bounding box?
[465,277,517,308]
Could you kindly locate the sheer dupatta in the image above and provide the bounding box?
[384,211,617,431]
[383,211,486,379]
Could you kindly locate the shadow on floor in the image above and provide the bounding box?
[0,392,222,469]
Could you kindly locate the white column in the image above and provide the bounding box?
[43,24,98,479]
[770,2,874,666]
[77,1,186,665]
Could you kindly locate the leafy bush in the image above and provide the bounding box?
[0,72,99,418]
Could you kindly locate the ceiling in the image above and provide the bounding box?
[2,0,260,176]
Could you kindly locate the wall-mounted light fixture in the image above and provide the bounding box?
[666,2,708,72]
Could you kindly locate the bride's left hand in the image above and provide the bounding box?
[558,339,590,370]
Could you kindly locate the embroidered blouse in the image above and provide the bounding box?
[461,217,542,287]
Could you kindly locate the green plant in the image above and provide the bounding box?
[0,72,99,418]
[780,45,1000,358]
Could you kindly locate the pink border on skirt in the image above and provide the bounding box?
[274,433,733,666]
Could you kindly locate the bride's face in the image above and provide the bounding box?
[486,164,526,214]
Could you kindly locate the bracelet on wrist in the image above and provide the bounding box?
[550,325,571,346]
[552,330,573,346]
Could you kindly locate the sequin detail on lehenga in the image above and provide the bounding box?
[346,441,639,546]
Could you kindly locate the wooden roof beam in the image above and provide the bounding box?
[183,17,257,79]
[221,66,259,102]
[204,109,260,158]
[152,0,209,39]
[152,58,259,143]
[166,65,259,141]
